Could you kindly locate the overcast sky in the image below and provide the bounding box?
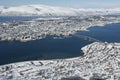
[0,0,120,8]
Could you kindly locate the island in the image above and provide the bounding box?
[0,15,120,42]
[0,4,120,80]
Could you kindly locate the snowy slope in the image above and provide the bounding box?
[0,4,120,16]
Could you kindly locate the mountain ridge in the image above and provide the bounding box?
[0,4,120,16]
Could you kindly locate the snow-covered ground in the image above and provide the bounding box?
[0,42,120,80]
[0,4,120,16]
[0,15,120,42]
[0,4,120,80]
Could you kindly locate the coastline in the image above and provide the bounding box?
[0,16,120,80]
[0,42,120,80]
[0,15,120,42]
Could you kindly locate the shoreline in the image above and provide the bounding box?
[0,15,120,42]
[0,16,120,79]
[0,42,120,80]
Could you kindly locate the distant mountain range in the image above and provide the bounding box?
[0,4,120,16]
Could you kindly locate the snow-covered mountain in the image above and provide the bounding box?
[0,4,120,16]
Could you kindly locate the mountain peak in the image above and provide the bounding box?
[0,4,120,16]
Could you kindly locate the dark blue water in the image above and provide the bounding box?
[0,36,92,65]
[0,17,120,65]
[76,23,120,43]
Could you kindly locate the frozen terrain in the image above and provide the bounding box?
[0,5,120,42]
[0,4,120,80]
[0,42,120,80]
[0,4,120,16]
[0,15,120,42]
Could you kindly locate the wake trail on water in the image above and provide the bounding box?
[73,34,102,42]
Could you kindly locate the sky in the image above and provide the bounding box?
[0,0,120,8]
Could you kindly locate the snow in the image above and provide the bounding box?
[0,4,120,16]
[0,4,120,79]
[0,42,120,80]
[0,15,120,42]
